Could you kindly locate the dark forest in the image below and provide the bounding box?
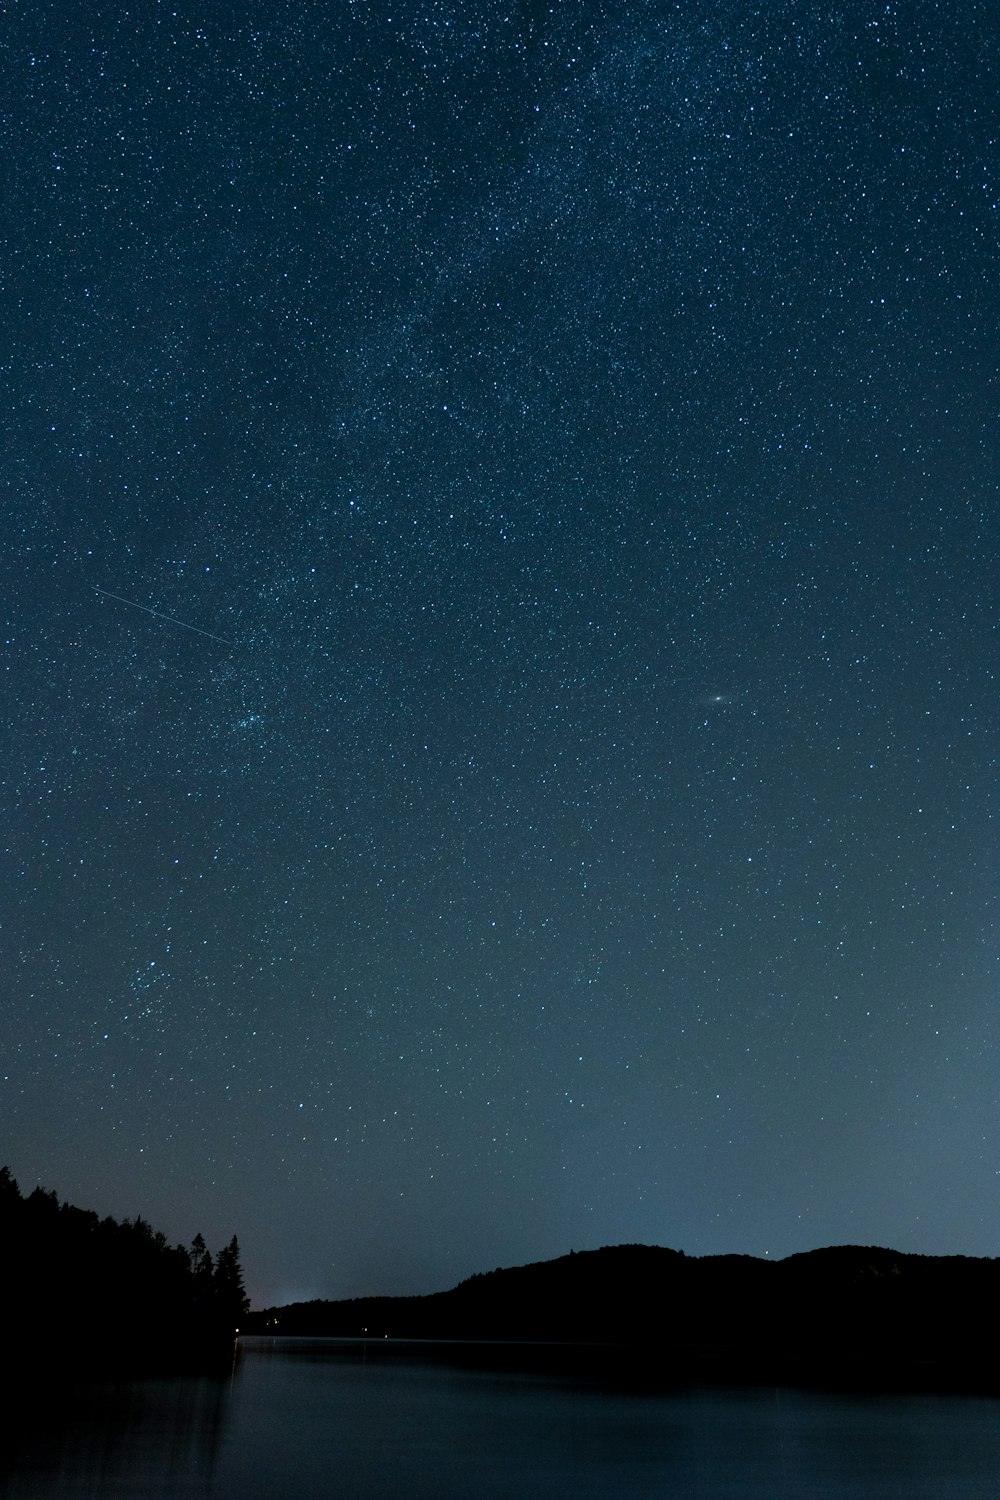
[1,1168,248,1373]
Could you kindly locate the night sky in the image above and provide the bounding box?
[4,1,999,1308]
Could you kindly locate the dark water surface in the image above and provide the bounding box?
[7,1337,1000,1498]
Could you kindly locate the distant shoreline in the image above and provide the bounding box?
[243,1242,1000,1396]
[237,1330,1000,1396]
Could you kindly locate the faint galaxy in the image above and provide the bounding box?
[3,1,999,1304]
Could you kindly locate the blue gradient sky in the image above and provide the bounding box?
[4,0,998,1305]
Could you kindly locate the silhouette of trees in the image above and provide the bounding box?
[0,1167,249,1373]
[190,1231,215,1310]
[213,1235,250,1327]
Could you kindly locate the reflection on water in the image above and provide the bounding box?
[7,1337,1000,1499]
[3,1363,233,1498]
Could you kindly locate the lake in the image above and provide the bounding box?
[7,1336,1000,1498]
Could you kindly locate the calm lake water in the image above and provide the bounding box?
[7,1337,1000,1499]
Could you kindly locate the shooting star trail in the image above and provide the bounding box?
[93,588,234,646]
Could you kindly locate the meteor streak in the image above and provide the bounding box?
[93,587,233,646]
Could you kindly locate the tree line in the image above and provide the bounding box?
[0,1166,249,1373]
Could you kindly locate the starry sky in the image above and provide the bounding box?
[4,0,999,1307]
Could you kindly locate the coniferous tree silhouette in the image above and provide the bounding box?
[0,1167,250,1372]
[190,1232,215,1309]
[213,1235,250,1328]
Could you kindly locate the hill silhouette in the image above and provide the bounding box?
[246,1242,1000,1390]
